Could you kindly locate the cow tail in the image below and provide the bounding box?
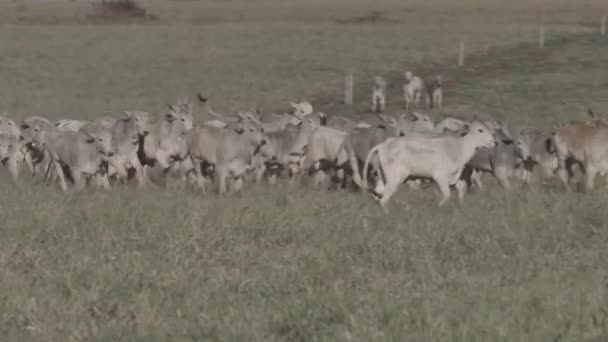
[362,144,382,190]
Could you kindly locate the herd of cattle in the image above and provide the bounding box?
[0,85,605,208]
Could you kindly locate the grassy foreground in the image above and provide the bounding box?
[1,25,608,341]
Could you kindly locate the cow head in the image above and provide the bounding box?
[167,97,194,131]
[376,113,400,135]
[404,71,413,83]
[82,128,115,159]
[409,112,436,132]
[464,121,496,149]
[0,134,12,162]
[0,116,22,141]
[124,111,151,136]
[289,101,313,119]
[515,128,538,161]
[234,118,266,147]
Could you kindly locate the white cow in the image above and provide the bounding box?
[403,71,424,111]
[363,121,495,208]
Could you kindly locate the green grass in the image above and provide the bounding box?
[1,23,608,341]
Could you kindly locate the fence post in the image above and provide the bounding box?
[344,72,354,105]
[539,8,545,48]
[458,40,465,66]
[602,15,606,36]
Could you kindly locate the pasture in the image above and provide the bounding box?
[2,1,608,341]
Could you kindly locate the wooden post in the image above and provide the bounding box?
[539,8,545,48]
[458,40,465,66]
[344,72,353,105]
[602,15,606,36]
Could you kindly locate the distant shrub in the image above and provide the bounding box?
[88,0,158,22]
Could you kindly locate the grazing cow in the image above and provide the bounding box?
[32,125,114,191]
[426,75,443,110]
[363,121,495,208]
[371,76,386,113]
[516,127,559,183]
[550,120,608,191]
[186,116,267,194]
[403,71,424,111]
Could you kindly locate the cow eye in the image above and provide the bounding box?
[478,129,483,133]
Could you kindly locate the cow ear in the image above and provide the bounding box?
[124,111,133,119]
[164,113,176,122]
[81,129,96,143]
[376,113,389,123]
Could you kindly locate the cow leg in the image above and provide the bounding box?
[232,177,244,193]
[472,169,484,190]
[379,96,386,113]
[378,174,406,209]
[7,157,19,183]
[268,174,277,185]
[495,167,512,190]
[129,157,146,187]
[217,167,228,196]
[350,155,365,189]
[436,178,452,207]
[456,180,467,202]
[72,171,86,191]
[313,171,326,188]
[585,164,598,191]
[557,160,571,191]
[255,162,266,184]
[23,151,34,177]
[192,160,207,193]
[53,161,69,192]
[96,173,112,190]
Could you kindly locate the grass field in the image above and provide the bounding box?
[2,2,608,341]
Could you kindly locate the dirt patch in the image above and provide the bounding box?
[86,0,158,23]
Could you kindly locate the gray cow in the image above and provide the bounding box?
[253,113,322,184]
[32,124,115,191]
[336,121,403,190]
[462,124,524,191]
[186,117,267,195]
